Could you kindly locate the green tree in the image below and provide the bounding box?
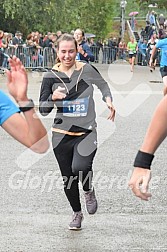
[1,0,116,38]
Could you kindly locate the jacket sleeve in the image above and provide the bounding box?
[87,64,113,102]
[39,73,55,116]
[82,43,95,62]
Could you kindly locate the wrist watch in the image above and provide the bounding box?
[19,99,35,112]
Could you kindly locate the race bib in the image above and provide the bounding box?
[63,97,89,117]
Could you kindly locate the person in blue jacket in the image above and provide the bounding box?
[0,56,49,153]
[149,35,167,95]
[74,28,94,62]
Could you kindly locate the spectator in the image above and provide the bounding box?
[146,11,150,23]
[118,39,127,61]
[164,19,167,29]
[145,21,151,39]
[12,31,23,46]
[13,32,24,60]
[43,34,54,48]
[131,15,136,31]
[140,28,146,40]
[56,30,62,39]
[138,39,147,66]
[102,39,110,64]
[158,25,166,39]
[148,25,156,39]
[149,11,156,26]
[74,28,94,62]
[0,30,8,69]
[158,14,165,27]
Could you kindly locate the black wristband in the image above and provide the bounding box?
[134,150,154,169]
[19,99,35,112]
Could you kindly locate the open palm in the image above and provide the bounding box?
[6,56,28,102]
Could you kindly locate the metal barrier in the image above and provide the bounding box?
[137,49,161,66]
[0,45,162,70]
[1,46,56,70]
[91,46,119,64]
[43,47,56,69]
[90,46,101,63]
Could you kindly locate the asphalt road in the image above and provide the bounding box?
[1,63,167,252]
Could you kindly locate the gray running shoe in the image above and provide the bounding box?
[84,188,98,214]
[69,212,83,230]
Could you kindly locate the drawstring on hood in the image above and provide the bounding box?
[51,61,85,93]
[51,69,70,94]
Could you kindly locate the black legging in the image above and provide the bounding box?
[52,130,97,212]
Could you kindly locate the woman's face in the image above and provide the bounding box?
[152,33,157,39]
[57,40,77,69]
[74,29,83,43]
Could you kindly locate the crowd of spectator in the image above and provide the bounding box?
[0,12,167,70]
[0,30,62,69]
[136,11,167,66]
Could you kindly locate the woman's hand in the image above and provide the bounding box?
[105,97,115,121]
[128,168,152,201]
[77,45,85,55]
[6,56,28,103]
[107,103,116,121]
[52,86,66,100]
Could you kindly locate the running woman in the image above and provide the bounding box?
[127,36,138,72]
[39,33,115,230]
[147,33,158,72]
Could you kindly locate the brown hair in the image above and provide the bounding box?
[56,33,77,63]
[27,33,33,40]
[0,30,4,39]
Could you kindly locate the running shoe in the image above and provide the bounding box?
[84,188,98,214]
[69,212,83,230]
